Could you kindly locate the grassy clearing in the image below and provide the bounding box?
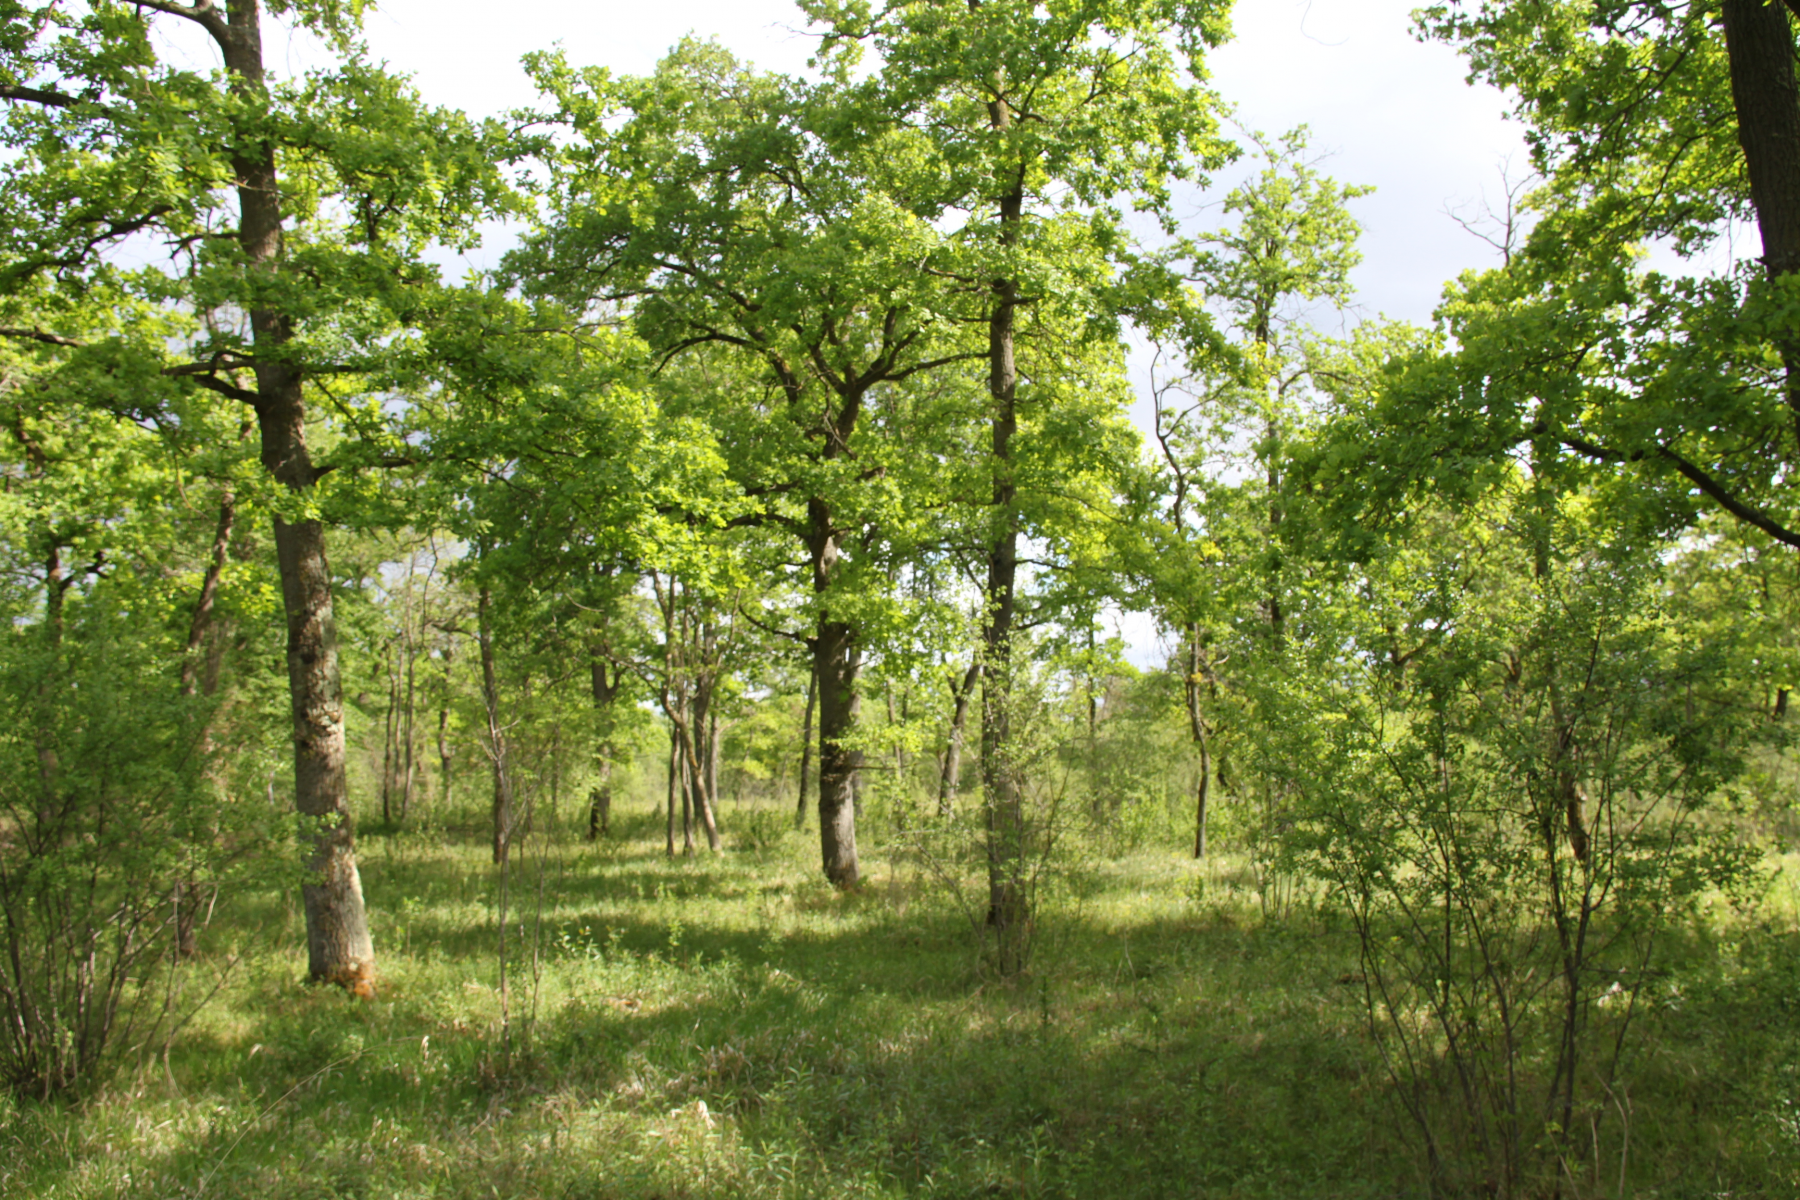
[2,806,1796,1199]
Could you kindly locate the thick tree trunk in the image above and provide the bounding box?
[814,618,863,888]
[218,0,371,993]
[1724,0,1800,439]
[274,512,373,992]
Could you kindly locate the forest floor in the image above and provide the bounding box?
[4,805,1799,1199]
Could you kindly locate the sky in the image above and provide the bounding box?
[249,0,1533,664]
[336,0,1532,324]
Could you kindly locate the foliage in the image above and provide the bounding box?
[0,602,278,1100]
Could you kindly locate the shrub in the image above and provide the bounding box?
[0,605,271,1099]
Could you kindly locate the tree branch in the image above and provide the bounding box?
[0,83,97,112]
[132,0,230,41]
[1555,426,1800,549]
[0,325,82,347]
[165,369,260,404]
[1655,443,1800,549]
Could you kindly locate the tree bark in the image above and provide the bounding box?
[214,0,371,992]
[795,658,816,830]
[477,587,511,866]
[1186,625,1213,860]
[814,618,863,887]
[180,486,235,698]
[688,662,722,852]
[980,101,1029,970]
[1723,0,1800,440]
[587,657,618,841]
[665,720,678,857]
[938,658,981,817]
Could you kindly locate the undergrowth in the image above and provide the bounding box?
[1,809,1795,1199]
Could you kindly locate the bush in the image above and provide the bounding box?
[0,606,272,1099]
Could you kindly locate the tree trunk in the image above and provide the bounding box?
[381,643,400,825]
[180,485,235,699]
[588,657,618,841]
[1723,0,1800,439]
[220,0,371,993]
[665,721,678,857]
[477,587,511,866]
[274,511,373,992]
[1186,626,1212,861]
[814,618,863,888]
[938,658,981,817]
[981,129,1029,971]
[796,658,816,830]
[687,672,722,852]
[437,699,454,811]
[400,624,417,824]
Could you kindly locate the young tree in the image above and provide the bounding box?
[1139,129,1371,857]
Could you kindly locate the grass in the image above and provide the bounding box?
[2,802,1797,1199]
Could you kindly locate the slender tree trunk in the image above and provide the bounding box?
[938,659,981,817]
[477,587,511,866]
[665,721,678,858]
[401,625,417,824]
[1186,625,1212,861]
[437,698,453,811]
[176,491,236,958]
[180,486,235,698]
[980,129,1030,970]
[688,669,722,852]
[680,709,695,858]
[218,0,371,992]
[381,644,399,825]
[886,683,908,830]
[708,708,723,827]
[588,658,618,841]
[796,658,816,830]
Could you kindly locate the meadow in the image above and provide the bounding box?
[4,795,1798,1200]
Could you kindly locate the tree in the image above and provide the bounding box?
[0,0,517,990]
[804,0,1234,966]
[1139,128,1371,858]
[1344,0,1800,552]
[514,43,987,887]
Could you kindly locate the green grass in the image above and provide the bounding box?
[2,804,1797,1199]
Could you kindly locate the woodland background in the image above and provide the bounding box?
[3,1,1800,1197]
